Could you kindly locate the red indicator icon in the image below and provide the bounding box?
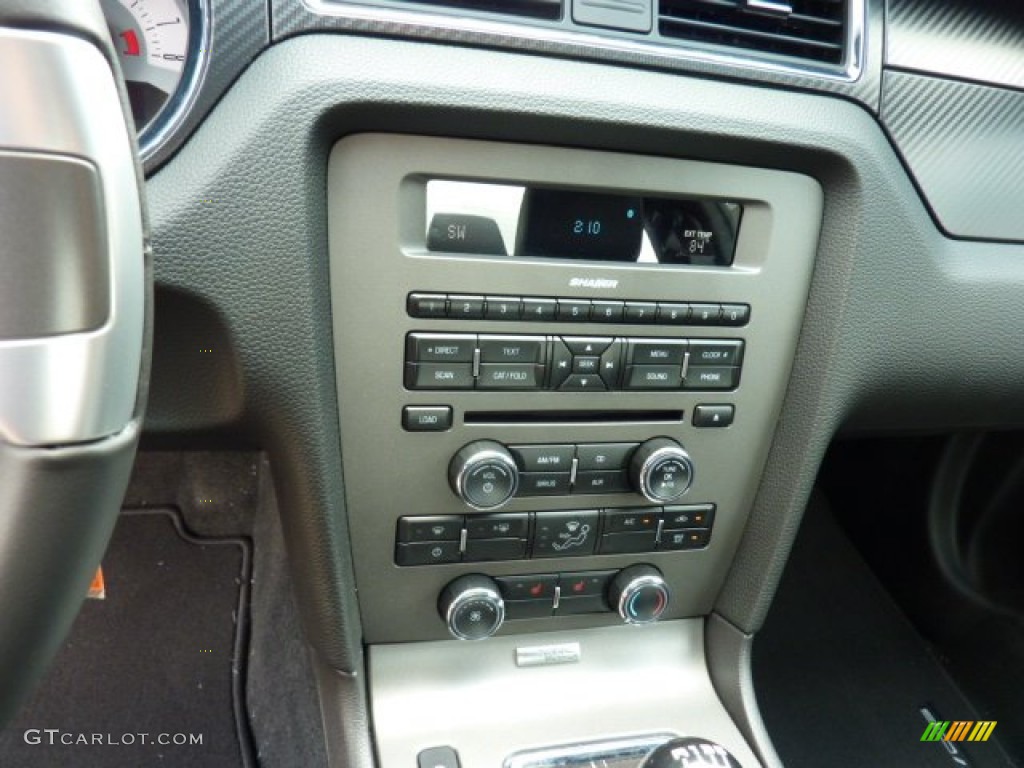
[571,579,586,593]
[529,582,544,597]
[119,29,141,57]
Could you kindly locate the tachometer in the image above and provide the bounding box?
[101,0,205,159]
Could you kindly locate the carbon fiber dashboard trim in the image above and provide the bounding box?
[881,70,1024,242]
[887,0,1024,92]
[271,0,884,111]
[145,0,268,172]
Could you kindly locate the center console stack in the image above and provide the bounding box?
[327,134,822,765]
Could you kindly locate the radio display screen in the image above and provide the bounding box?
[425,180,743,266]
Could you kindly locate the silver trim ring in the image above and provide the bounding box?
[617,574,670,625]
[451,444,520,511]
[446,586,505,641]
[638,445,694,503]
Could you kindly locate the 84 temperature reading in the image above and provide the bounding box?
[573,219,602,236]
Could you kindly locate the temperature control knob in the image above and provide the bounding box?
[629,437,694,503]
[608,564,670,625]
[438,574,505,640]
[449,440,519,510]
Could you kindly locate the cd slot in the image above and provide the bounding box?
[464,410,684,425]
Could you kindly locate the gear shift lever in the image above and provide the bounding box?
[640,737,743,768]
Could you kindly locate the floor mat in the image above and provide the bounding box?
[753,494,1016,768]
[0,510,253,768]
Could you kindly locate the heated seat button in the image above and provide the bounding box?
[532,510,599,557]
[405,363,475,390]
[576,443,638,471]
[407,293,448,318]
[466,513,529,540]
[496,574,557,601]
[510,444,575,473]
[693,404,735,428]
[397,516,463,542]
[401,405,453,432]
[478,335,545,363]
[406,333,476,363]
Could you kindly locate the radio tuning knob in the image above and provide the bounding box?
[448,440,519,511]
[438,574,505,640]
[629,437,694,504]
[608,564,670,625]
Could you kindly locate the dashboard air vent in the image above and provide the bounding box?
[658,0,848,66]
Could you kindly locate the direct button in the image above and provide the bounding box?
[478,335,545,363]
[407,333,476,362]
[510,444,575,472]
[402,405,453,432]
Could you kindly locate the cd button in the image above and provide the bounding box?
[576,443,638,471]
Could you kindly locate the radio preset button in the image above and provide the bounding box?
[625,365,683,389]
[688,340,744,366]
[484,296,523,320]
[448,295,486,319]
[689,303,722,325]
[407,293,448,318]
[624,301,658,323]
[657,303,691,324]
[720,304,751,326]
[522,298,557,322]
[407,333,476,362]
[557,299,592,322]
[510,445,575,472]
[406,363,475,390]
[591,300,625,323]
[683,366,739,390]
[477,363,543,389]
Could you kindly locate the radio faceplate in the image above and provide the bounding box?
[327,134,822,643]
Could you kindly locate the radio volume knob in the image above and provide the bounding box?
[449,440,519,510]
[629,437,694,503]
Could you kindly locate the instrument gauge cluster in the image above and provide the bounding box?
[101,0,207,162]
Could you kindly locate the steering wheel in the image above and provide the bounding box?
[0,0,148,725]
